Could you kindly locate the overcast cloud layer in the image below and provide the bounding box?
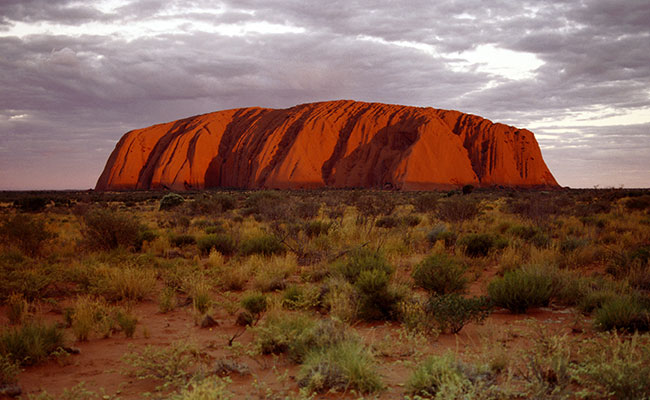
[1,0,649,189]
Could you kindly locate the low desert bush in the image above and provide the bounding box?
[0,322,65,365]
[333,248,393,283]
[375,215,399,228]
[0,353,20,386]
[71,296,115,341]
[488,268,554,313]
[159,286,177,313]
[304,220,332,238]
[115,309,138,338]
[185,193,236,215]
[406,353,474,398]
[0,214,55,256]
[171,234,196,248]
[572,332,650,399]
[625,195,650,211]
[90,264,157,302]
[252,254,297,292]
[254,313,317,358]
[241,292,267,318]
[189,280,213,315]
[426,224,456,247]
[413,192,439,213]
[159,193,185,211]
[458,233,507,258]
[425,294,492,334]
[402,214,422,227]
[412,254,468,295]
[239,234,284,256]
[81,208,145,251]
[594,295,650,332]
[6,293,29,325]
[172,377,234,400]
[197,234,236,256]
[122,341,201,392]
[436,197,480,223]
[282,284,321,310]
[298,340,383,393]
[333,249,400,320]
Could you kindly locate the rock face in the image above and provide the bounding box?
[96,100,558,191]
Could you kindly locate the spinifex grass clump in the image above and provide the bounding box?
[412,254,468,295]
[298,340,383,394]
[488,267,554,313]
[0,322,65,366]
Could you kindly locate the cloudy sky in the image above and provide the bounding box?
[1,0,649,189]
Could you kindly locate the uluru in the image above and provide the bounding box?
[95,100,558,191]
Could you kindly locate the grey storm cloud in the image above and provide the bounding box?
[0,0,649,189]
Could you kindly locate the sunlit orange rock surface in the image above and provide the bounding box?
[95,100,558,191]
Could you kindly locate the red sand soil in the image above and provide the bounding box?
[95,100,558,191]
[5,271,588,399]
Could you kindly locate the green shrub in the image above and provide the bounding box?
[375,215,399,228]
[254,313,317,357]
[458,233,506,258]
[0,254,53,302]
[122,341,201,392]
[334,249,393,284]
[172,377,234,400]
[402,214,422,227]
[255,315,351,364]
[333,249,399,320]
[462,184,474,195]
[559,236,589,254]
[197,234,236,256]
[295,200,320,219]
[81,208,144,251]
[13,197,49,212]
[425,294,492,334]
[304,221,332,238]
[506,225,539,240]
[355,268,401,320]
[412,254,468,295]
[0,322,65,365]
[625,195,650,211]
[159,286,177,313]
[239,234,284,256]
[426,224,456,247]
[71,296,115,341]
[436,197,480,223]
[115,309,138,338]
[171,234,196,247]
[186,193,236,215]
[0,214,55,256]
[159,193,185,211]
[488,268,554,313]
[6,293,28,325]
[298,340,383,393]
[572,332,650,400]
[594,295,650,332]
[413,193,439,213]
[406,353,474,398]
[240,292,267,317]
[0,353,20,386]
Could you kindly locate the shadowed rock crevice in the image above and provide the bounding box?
[96,100,559,191]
